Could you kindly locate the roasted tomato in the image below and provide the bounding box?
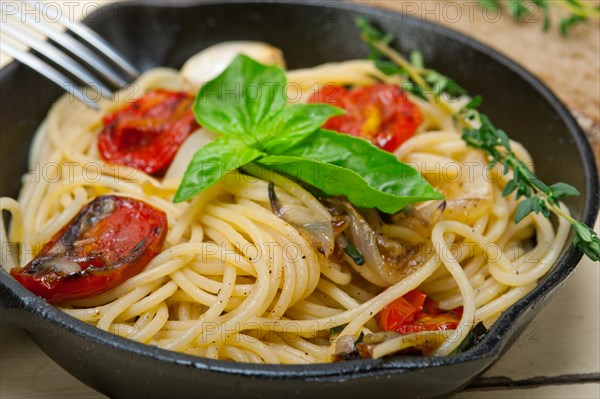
[11,195,167,304]
[378,290,462,334]
[98,89,199,175]
[308,84,423,152]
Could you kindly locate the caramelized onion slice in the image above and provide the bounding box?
[268,182,335,256]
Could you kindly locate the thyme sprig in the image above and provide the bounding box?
[477,0,600,36]
[356,17,600,262]
[462,116,600,261]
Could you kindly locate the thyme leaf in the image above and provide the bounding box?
[356,18,600,262]
[478,0,599,36]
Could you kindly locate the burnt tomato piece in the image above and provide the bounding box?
[98,89,199,175]
[11,195,167,304]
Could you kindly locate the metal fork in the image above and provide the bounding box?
[0,1,139,110]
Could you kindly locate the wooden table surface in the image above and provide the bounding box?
[1,1,598,398]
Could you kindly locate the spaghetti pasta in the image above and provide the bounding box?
[0,43,570,364]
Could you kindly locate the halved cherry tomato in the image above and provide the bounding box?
[378,289,462,334]
[403,289,427,310]
[378,295,419,332]
[308,84,423,152]
[11,195,167,304]
[393,311,461,335]
[98,89,199,175]
[378,289,426,332]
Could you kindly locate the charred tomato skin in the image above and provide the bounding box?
[11,195,167,304]
[98,89,199,175]
[308,84,423,152]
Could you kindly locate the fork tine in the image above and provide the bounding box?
[14,7,131,89]
[1,20,113,100]
[25,0,139,79]
[2,41,100,111]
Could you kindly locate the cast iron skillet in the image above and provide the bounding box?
[0,1,598,398]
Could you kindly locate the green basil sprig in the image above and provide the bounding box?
[174,54,443,213]
[259,129,442,213]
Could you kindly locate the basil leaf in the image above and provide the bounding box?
[284,129,442,202]
[257,155,415,213]
[262,104,345,154]
[178,55,442,214]
[257,130,443,214]
[193,54,286,144]
[174,138,264,203]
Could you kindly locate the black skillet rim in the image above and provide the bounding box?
[1,0,598,380]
